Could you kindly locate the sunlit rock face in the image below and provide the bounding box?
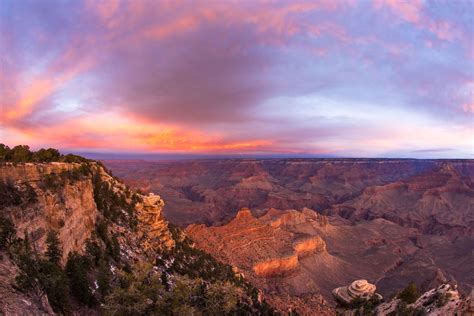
[186,207,334,315]
[0,163,97,263]
[253,255,299,278]
[186,207,428,314]
[293,236,326,257]
[136,193,175,251]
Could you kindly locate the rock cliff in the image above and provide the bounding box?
[1,163,98,262]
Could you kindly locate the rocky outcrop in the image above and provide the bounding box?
[332,279,382,304]
[136,193,174,252]
[253,254,298,277]
[329,163,474,237]
[186,205,474,312]
[464,288,474,316]
[293,236,326,257]
[1,160,280,315]
[375,284,465,316]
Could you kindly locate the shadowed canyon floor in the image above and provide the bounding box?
[106,159,474,310]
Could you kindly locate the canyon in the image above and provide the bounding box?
[1,155,473,315]
[105,159,473,230]
[106,158,474,312]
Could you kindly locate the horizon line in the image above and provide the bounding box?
[75,151,474,162]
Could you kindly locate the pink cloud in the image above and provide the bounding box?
[373,0,457,41]
[1,50,92,124]
[373,0,423,23]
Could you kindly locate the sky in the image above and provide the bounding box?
[0,0,473,158]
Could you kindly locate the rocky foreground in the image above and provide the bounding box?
[0,159,274,315]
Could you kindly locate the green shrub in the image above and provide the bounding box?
[0,179,22,207]
[66,251,94,306]
[0,216,16,250]
[15,234,70,314]
[62,154,89,163]
[36,260,70,313]
[98,260,112,297]
[0,143,93,163]
[102,262,165,315]
[10,145,32,162]
[32,148,61,162]
[108,233,121,262]
[398,282,421,304]
[395,301,425,316]
[45,231,62,265]
[40,174,62,191]
[85,236,103,266]
[435,292,450,307]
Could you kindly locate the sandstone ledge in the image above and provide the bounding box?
[253,255,299,277]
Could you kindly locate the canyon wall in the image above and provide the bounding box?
[1,163,98,261]
[106,159,473,233]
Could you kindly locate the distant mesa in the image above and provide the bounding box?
[332,279,382,304]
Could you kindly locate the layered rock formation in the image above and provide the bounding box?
[328,162,474,237]
[105,159,473,229]
[186,208,334,314]
[1,162,98,262]
[135,193,174,252]
[108,158,474,298]
[186,206,474,314]
[332,279,381,304]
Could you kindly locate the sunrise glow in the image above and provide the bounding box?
[1,0,473,158]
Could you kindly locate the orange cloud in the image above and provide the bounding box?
[4,110,273,153]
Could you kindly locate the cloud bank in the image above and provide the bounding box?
[1,0,473,158]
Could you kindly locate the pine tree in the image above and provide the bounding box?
[45,231,62,265]
[66,252,94,306]
[97,260,111,296]
[0,216,16,249]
